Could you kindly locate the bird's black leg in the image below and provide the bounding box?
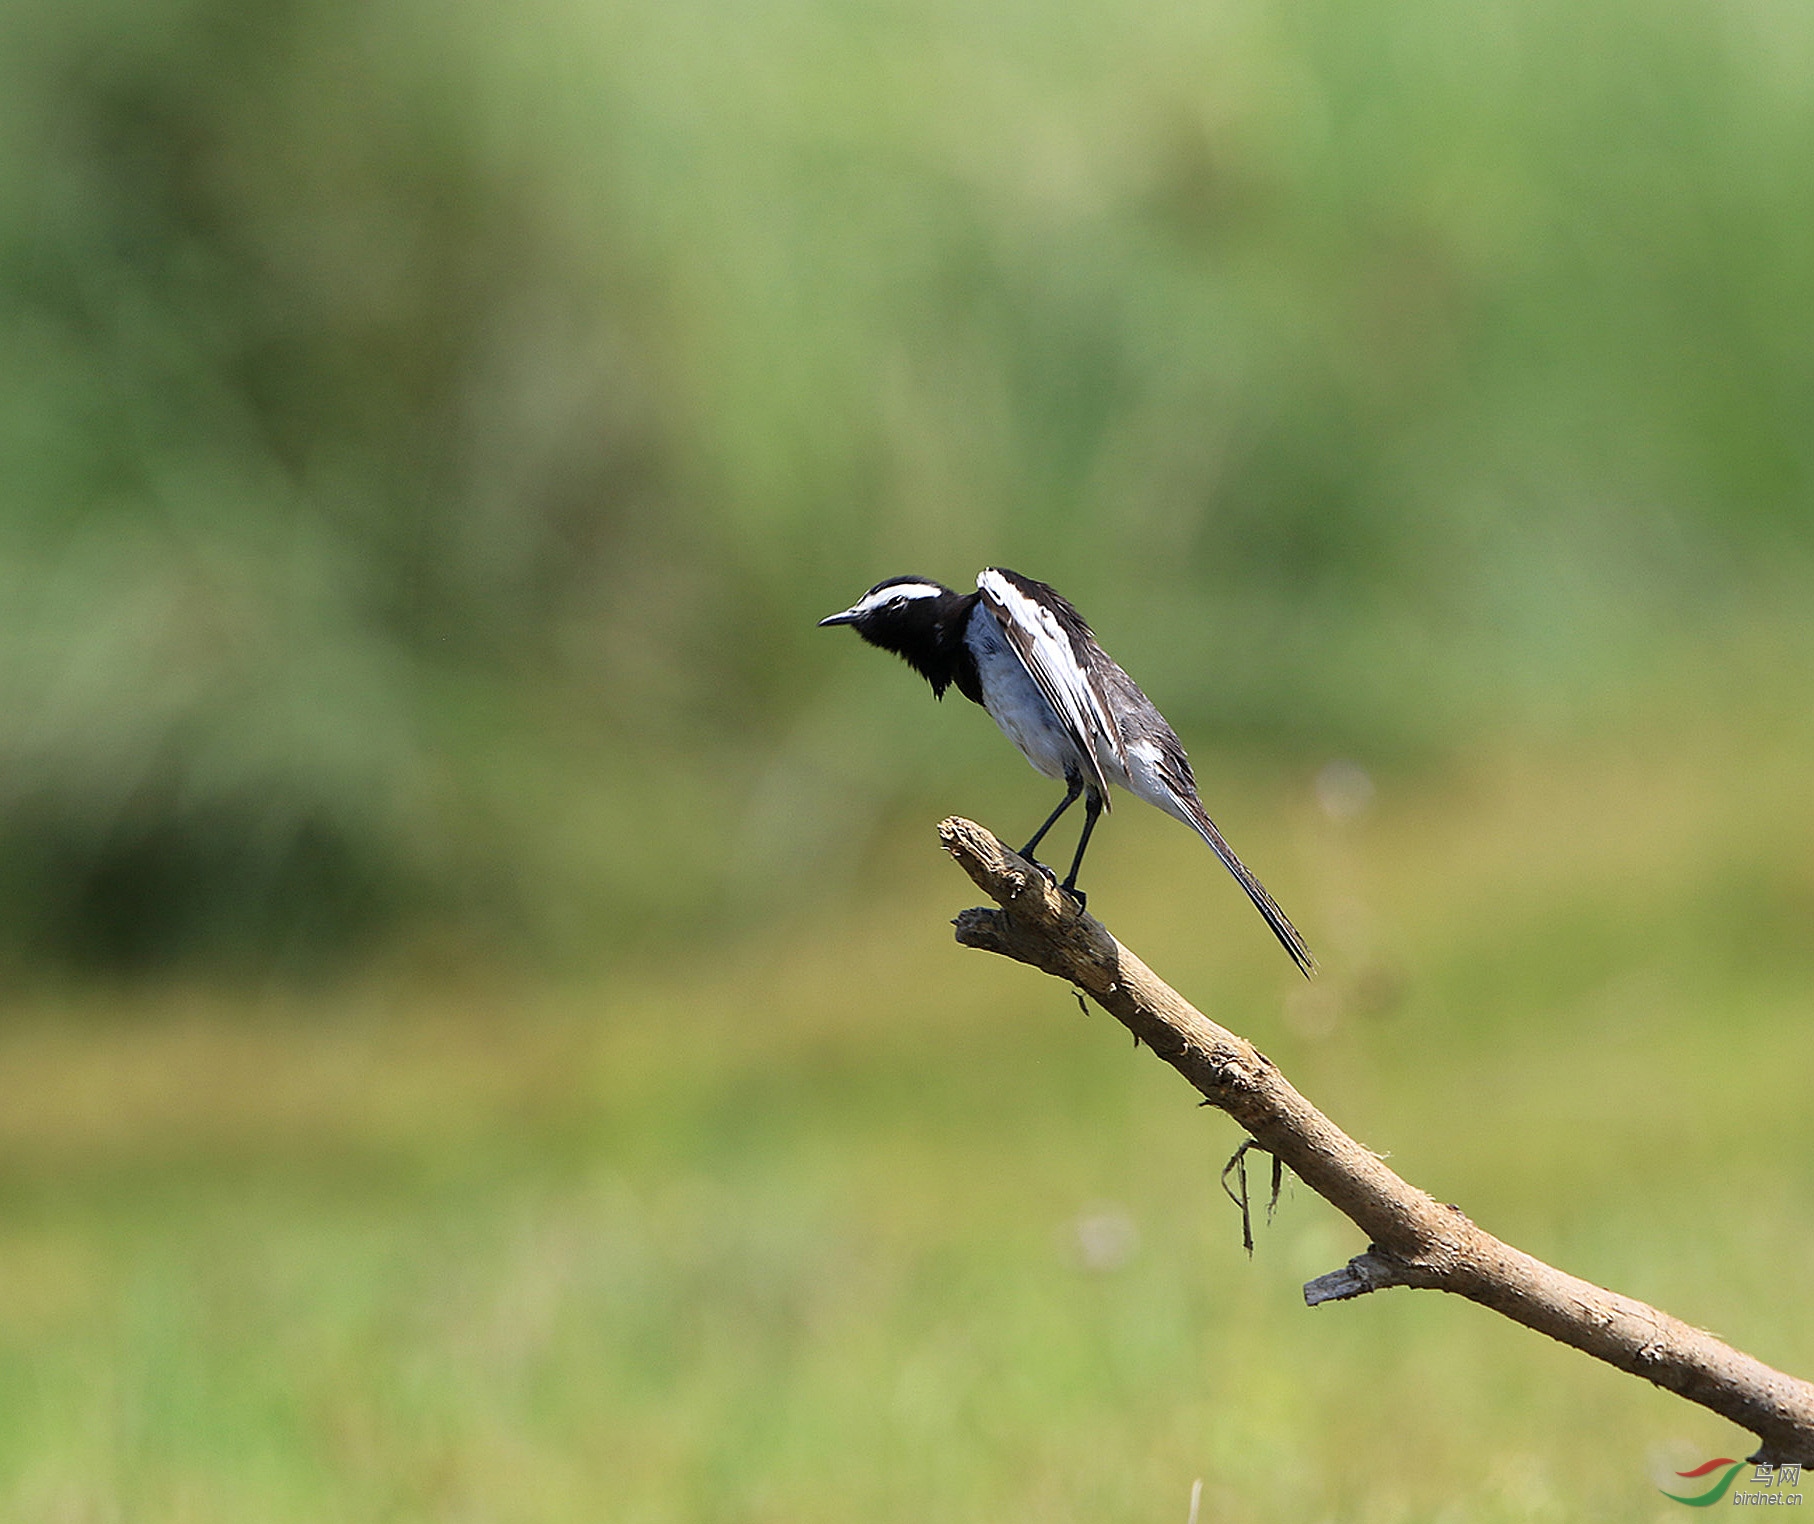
[1018,777,1083,864]
[1059,789,1105,908]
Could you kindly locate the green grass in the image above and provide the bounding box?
[2,676,1811,1522]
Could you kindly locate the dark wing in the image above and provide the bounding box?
[976,568,1126,805]
[1091,659,1317,977]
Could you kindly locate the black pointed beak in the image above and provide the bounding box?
[817,608,861,627]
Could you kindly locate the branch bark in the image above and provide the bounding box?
[938,816,1814,1465]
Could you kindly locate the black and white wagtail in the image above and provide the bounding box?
[819,568,1316,977]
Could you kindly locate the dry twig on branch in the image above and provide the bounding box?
[937,816,1814,1465]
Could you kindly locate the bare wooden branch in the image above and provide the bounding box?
[938,815,1814,1465]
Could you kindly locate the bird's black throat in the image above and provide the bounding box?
[852,588,984,704]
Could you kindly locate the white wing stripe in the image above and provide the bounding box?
[976,570,1124,801]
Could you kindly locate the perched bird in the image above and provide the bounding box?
[819,568,1315,977]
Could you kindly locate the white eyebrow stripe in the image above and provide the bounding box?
[852,581,943,615]
[976,569,1122,801]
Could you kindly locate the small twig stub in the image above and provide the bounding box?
[1219,1139,1284,1256]
[1220,1141,1257,1256]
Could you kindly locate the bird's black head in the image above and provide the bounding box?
[818,576,971,696]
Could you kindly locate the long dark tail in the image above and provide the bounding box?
[1180,799,1317,979]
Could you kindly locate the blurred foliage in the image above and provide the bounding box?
[0,0,1811,970]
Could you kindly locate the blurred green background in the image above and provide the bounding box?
[1,0,1811,1516]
